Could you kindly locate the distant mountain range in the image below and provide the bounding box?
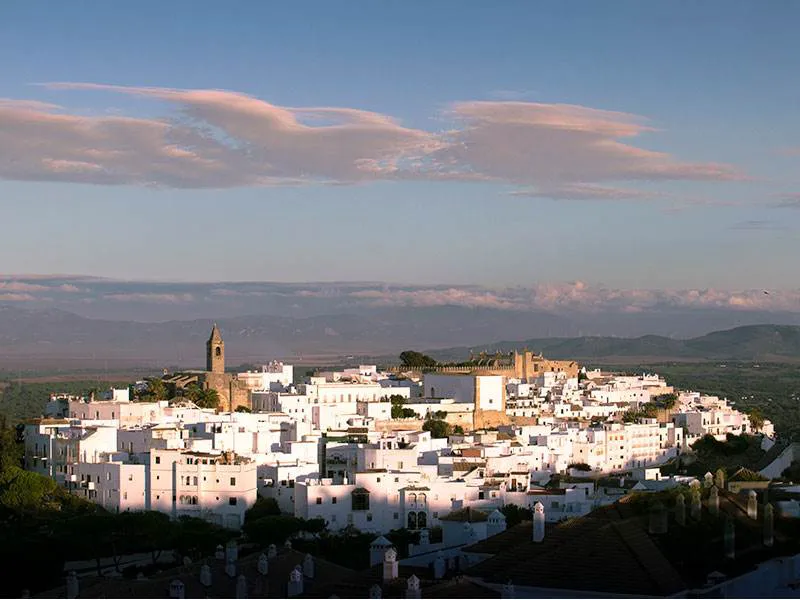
[0,304,798,370]
[421,324,800,364]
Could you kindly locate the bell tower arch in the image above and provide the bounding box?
[206,323,225,373]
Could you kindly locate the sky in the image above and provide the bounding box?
[1,0,799,297]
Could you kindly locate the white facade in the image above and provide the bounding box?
[149,449,257,529]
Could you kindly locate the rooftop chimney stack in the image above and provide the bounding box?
[383,548,399,582]
[303,553,315,579]
[236,574,248,599]
[675,493,686,527]
[724,518,735,559]
[169,580,185,600]
[747,490,758,520]
[287,566,304,597]
[533,501,545,542]
[200,564,212,588]
[66,572,79,600]
[764,503,774,548]
[267,544,278,560]
[704,472,714,488]
[257,553,269,576]
[215,545,225,561]
[709,486,720,518]
[691,489,702,521]
[405,574,421,599]
[715,469,726,490]
[433,551,446,579]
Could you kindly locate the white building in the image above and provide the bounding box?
[149,449,257,529]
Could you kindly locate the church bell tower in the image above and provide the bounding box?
[206,323,225,373]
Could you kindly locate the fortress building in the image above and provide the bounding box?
[393,350,579,381]
[198,324,250,412]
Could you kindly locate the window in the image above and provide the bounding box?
[367,513,373,522]
[106,472,111,481]
[123,492,128,500]
[316,497,322,505]
[332,497,337,504]
[155,457,161,464]
[128,474,133,481]
[394,477,399,483]
[394,512,399,519]
[352,489,370,511]
[331,515,337,522]
[433,511,439,518]
[193,477,198,485]
[230,477,236,486]
[478,491,485,500]
[229,497,238,506]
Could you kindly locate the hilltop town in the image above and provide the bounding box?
[18,325,800,598]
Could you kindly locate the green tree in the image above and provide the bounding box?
[235,405,252,413]
[422,418,452,439]
[499,503,532,527]
[0,418,21,474]
[749,408,765,432]
[185,384,220,410]
[399,351,438,369]
[141,378,168,402]
[245,496,282,523]
[389,395,416,419]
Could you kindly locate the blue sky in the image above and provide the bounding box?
[1,0,799,291]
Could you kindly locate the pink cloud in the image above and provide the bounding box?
[0,84,744,195]
[105,293,194,304]
[339,282,800,313]
[0,281,49,292]
[0,292,37,301]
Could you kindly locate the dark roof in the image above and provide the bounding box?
[465,489,800,597]
[440,507,489,523]
[35,547,353,599]
[729,466,769,482]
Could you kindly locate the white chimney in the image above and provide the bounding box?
[267,544,278,560]
[236,574,248,599]
[747,490,758,520]
[691,490,702,521]
[200,565,212,587]
[370,536,393,567]
[215,544,225,561]
[675,494,686,527]
[724,518,735,559]
[533,501,545,542]
[704,472,714,488]
[369,585,382,599]
[66,572,79,600]
[433,551,446,579]
[715,469,726,490]
[419,528,430,546]
[226,540,239,564]
[709,486,720,518]
[257,553,269,576]
[169,580,185,600]
[502,580,515,599]
[303,553,315,579]
[284,539,293,550]
[764,503,774,548]
[287,566,304,597]
[405,574,421,599]
[383,548,399,582]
